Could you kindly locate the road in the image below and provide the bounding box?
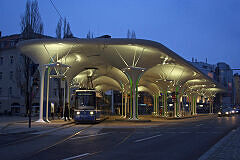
[0,115,239,160]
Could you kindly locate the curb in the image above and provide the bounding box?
[115,119,151,123]
[198,127,238,160]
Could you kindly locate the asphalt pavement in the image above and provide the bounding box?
[0,115,239,160]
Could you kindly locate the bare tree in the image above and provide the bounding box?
[19,0,43,127]
[56,18,73,38]
[63,18,67,38]
[131,30,136,39]
[87,31,91,39]
[66,22,73,38]
[127,29,131,39]
[20,0,44,35]
[56,19,62,39]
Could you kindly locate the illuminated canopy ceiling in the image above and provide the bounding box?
[18,38,225,96]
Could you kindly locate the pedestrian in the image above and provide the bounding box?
[64,103,70,121]
[51,103,55,120]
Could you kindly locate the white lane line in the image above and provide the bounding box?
[62,153,89,160]
[195,124,204,127]
[134,134,162,143]
[70,132,111,140]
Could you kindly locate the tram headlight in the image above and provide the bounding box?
[90,111,94,115]
[76,111,80,115]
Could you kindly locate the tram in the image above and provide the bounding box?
[73,89,101,123]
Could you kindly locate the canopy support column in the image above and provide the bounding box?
[111,90,114,115]
[45,67,51,122]
[66,80,71,118]
[123,66,145,120]
[156,94,159,116]
[36,66,46,123]
[124,93,127,118]
[162,91,167,117]
[153,95,156,116]
[121,90,124,117]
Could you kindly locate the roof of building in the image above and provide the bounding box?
[17,38,226,95]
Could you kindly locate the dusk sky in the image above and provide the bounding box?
[1,0,240,72]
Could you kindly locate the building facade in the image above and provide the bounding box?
[234,73,240,106]
[215,62,234,106]
[0,31,60,115]
[191,60,235,108]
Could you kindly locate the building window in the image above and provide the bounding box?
[0,72,2,80]
[0,57,3,65]
[10,71,13,80]
[10,56,14,64]
[9,87,12,95]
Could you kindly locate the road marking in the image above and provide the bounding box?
[70,132,111,140]
[134,134,162,143]
[62,153,89,160]
[195,124,204,127]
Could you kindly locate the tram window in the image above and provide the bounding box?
[75,91,96,109]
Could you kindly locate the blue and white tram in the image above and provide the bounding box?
[73,89,101,123]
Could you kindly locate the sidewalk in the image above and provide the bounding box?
[199,127,240,160]
[0,116,73,134]
[110,113,212,122]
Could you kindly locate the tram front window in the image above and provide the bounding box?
[75,91,96,110]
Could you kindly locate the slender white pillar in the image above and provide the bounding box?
[156,94,159,116]
[45,68,50,122]
[153,94,156,116]
[66,80,70,104]
[121,90,124,117]
[123,66,145,120]
[36,66,46,123]
[66,80,71,118]
[63,79,66,118]
[111,90,114,114]
[128,96,130,117]
[124,93,127,118]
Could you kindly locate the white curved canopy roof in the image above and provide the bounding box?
[17,38,225,96]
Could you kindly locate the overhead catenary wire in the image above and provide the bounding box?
[49,0,64,21]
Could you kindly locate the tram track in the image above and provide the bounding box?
[20,123,96,160]
[0,122,75,148]
[67,128,137,160]
[21,122,135,160]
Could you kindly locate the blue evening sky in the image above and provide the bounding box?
[0,0,239,71]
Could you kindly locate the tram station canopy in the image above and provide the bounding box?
[18,38,225,96]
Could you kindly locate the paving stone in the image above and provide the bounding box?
[199,127,240,160]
